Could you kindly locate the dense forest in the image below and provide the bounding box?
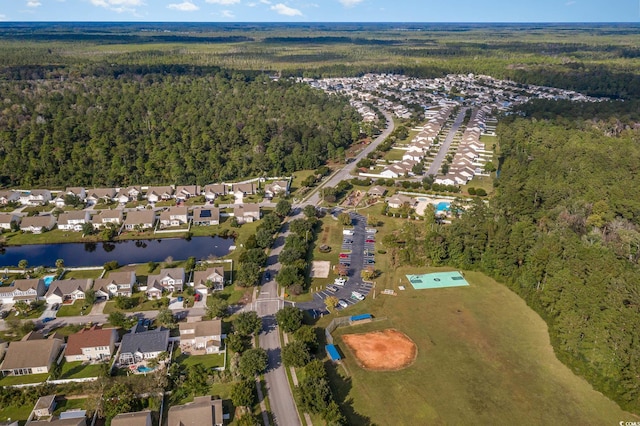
[384,102,640,412]
[0,72,359,187]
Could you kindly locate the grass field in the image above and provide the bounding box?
[61,269,103,279]
[0,372,48,386]
[59,360,104,379]
[57,301,89,317]
[325,270,633,425]
[0,403,32,424]
[174,350,225,370]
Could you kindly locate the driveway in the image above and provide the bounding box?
[89,300,107,315]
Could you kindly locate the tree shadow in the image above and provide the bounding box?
[324,360,373,426]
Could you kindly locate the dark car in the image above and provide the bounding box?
[42,317,55,323]
[52,303,60,311]
[264,271,271,281]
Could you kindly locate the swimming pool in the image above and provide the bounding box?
[137,366,155,373]
[417,197,428,201]
[43,275,55,288]
[435,202,450,213]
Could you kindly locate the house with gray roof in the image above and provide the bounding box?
[20,215,56,233]
[167,396,224,426]
[0,332,64,376]
[111,411,152,426]
[45,279,92,305]
[192,207,219,226]
[0,278,45,304]
[119,326,169,365]
[0,213,19,230]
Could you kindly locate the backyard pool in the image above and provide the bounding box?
[137,366,155,373]
[43,275,55,287]
[435,202,450,214]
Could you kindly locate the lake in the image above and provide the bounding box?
[0,236,234,268]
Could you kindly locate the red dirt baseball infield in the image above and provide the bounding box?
[342,329,417,370]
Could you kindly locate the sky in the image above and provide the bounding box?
[0,0,639,22]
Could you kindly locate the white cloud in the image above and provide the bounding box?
[90,0,144,13]
[339,0,363,7]
[221,9,235,17]
[26,1,42,7]
[270,3,301,15]
[260,0,271,4]
[206,0,240,4]
[167,1,199,11]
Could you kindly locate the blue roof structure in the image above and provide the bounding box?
[350,314,372,322]
[326,344,341,361]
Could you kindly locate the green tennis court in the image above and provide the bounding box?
[406,271,469,289]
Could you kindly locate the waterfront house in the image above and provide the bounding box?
[123,210,156,231]
[45,279,92,305]
[119,326,169,365]
[0,278,45,304]
[57,211,91,232]
[20,215,56,233]
[159,206,189,228]
[92,271,136,299]
[64,325,117,362]
[0,332,63,376]
[233,203,260,224]
[91,210,123,229]
[192,267,225,295]
[192,207,220,226]
[111,411,152,426]
[0,213,19,230]
[146,268,185,298]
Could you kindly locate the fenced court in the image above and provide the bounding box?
[406,271,469,290]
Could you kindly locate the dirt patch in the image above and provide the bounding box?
[342,329,417,371]
[310,261,331,278]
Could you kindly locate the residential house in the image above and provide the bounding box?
[0,213,19,230]
[233,203,260,224]
[0,278,45,304]
[30,413,87,426]
[20,215,56,233]
[64,325,117,362]
[387,194,415,209]
[192,207,220,226]
[203,184,227,201]
[179,318,223,354]
[159,206,189,228]
[123,210,156,231]
[57,211,91,232]
[85,188,116,205]
[264,180,289,198]
[118,326,169,365]
[0,332,64,376]
[146,186,174,203]
[192,267,225,295]
[231,183,256,197]
[0,190,19,205]
[45,279,92,305]
[175,185,200,201]
[64,187,87,202]
[146,268,185,298]
[91,210,123,230]
[92,271,136,299]
[111,411,153,426]
[19,190,51,206]
[167,396,224,426]
[33,394,56,418]
[116,186,142,204]
[367,186,387,197]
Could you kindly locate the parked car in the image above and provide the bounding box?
[52,303,60,311]
[351,291,365,301]
[42,317,55,323]
[337,299,349,309]
[366,239,375,243]
[339,253,349,259]
[264,271,271,281]
[194,293,202,302]
[327,285,338,293]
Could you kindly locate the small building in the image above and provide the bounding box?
[179,319,223,354]
[0,332,64,376]
[119,326,169,366]
[175,185,200,201]
[116,186,142,204]
[233,203,260,224]
[0,278,46,304]
[64,325,117,362]
[91,210,123,229]
[146,268,185,298]
[367,186,387,197]
[231,183,256,196]
[146,186,174,203]
[92,271,136,299]
[33,394,56,418]
[0,213,19,230]
[45,279,92,305]
[167,395,224,426]
[387,194,415,209]
[192,207,220,226]
[192,267,225,295]
[57,211,91,232]
[123,210,156,231]
[111,411,153,426]
[20,215,56,233]
[159,206,189,228]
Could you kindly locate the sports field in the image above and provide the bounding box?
[328,269,634,425]
[406,271,469,289]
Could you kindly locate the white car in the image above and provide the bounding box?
[351,291,365,301]
[334,278,347,286]
[337,299,349,309]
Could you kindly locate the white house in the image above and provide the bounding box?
[19,190,51,206]
[233,204,260,224]
[192,267,225,295]
[91,210,123,229]
[146,268,185,298]
[123,210,155,231]
[192,207,220,226]
[0,278,45,304]
[146,186,174,203]
[159,206,189,228]
[45,279,92,305]
[0,213,19,230]
[57,211,91,232]
[175,185,200,201]
[92,271,136,299]
[20,215,56,233]
[179,319,223,354]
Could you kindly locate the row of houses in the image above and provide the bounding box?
[10,394,223,426]
[0,203,261,234]
[435,107,492,186]
[379,106,454,179]
[0,180,289,208]
[0,317,224,377]
[0,266,225,305]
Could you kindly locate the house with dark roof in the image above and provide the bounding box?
[0,190,19,205]
[20,215,56,233]
[179,319,223,354]
[167,396,224,426]
[92,271,136,299]
[45,279,92,305]
[0,278,45,304]
[192,207,220,226]
[0,332,64,376]
[192,267,225,295]
[33,394,56,418]
[119,327,169,365]
[64,325,117,362]
[111,411,152,426]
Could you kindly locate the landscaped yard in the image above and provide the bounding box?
[59,361,105,379]
[0,372,49,386]
[61,269,103,279]
[174,350,225,370]
[103,292,160,314]
[57,301,90,317]
[53,397,89,416]
[0,403,32,424]
[322,270,632,425]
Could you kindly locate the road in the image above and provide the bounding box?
[300,110,395,207]
[426,108,468,176]
[257,211,304,426]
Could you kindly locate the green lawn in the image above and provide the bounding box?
[324,269,633,425]
[53,397,89,416]
[57,301,90,317]
[0,403,32,424]
[61,269,103,279]
[0,372,49,386]
[103,292,159,314]
[290,169,316,194]
[463,175,494,196]
[5,229,101,246]
[383,149,405,162]
[59,361,104,379]
[175,350,225,370]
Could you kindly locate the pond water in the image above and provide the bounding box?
[0,236,234,268]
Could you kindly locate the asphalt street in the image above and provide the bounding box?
[426,107,468,176]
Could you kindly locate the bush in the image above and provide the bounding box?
[103,260,119,271]
[282,341,311,368]
[288,284,304,296]
[476,188,487,196]
[467,187,477,195]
